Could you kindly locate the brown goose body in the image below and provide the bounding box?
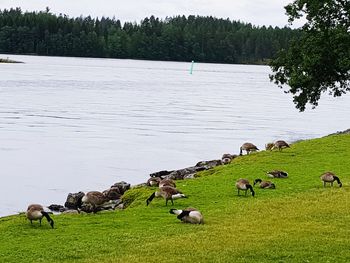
[235,178,255,196]
[82,191,108,206]
[240,143,259,155]
[267,170,288,178]
[147,177,161,187]
[320,172,342,187]
[253,179,276,189]
[146,186,186,206]
[170,207,204,224]
[159,179,176,188]
[26,204,54,228]
[272,140,290,151]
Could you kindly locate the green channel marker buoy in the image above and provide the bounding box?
[190,60,194,74]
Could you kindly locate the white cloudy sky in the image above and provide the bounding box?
[0,0,298,27]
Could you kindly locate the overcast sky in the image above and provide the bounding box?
[0,0,298,27]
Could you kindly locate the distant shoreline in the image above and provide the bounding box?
[0,53,269,66]
[0,57,23,63]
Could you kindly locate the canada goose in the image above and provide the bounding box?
[235,179,255,197]
[240,143,259,155]
[267,170,288,178]
[272,140,290,151]
[102,187,121,200]
[146,186,186,206]
[159,178,176,188]
[222,157,231,165]
[265,142,274,151]
[221,153,232,164]
[82,191,109,212]
[320,172,342,187]
[26,204,54,228]
[222,153,233,159]
[147,177,161,187]
[169,208,204,224]
[253,179,276,189]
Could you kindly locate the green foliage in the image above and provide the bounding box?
[270,0,350,111]
[0,134,349,262]
[0,8,298,64]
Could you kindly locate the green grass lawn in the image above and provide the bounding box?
[1,134,349,262]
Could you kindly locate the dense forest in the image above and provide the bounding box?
[0,8,299,64]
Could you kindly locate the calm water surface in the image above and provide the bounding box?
[1,54,349,217]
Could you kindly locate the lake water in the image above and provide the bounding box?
[1,54,349,217]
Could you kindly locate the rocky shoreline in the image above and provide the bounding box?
[10,129,349,216]
[47,157,231,214]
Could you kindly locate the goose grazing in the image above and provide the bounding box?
[265,142,274,151]
[221,153,233,165]
[240,143,259,155]
[159,178,176,188]
[267,170,288,178]
[146,186,186,206]
[169,208,204,224]
[235,179,255,197]
[253,179,276,189]
[320,172,342,187]
[82,191,109,212]
[272,140,290,151]
[222,157,231,165]
[26,204,54,228]
[147,177,161,187]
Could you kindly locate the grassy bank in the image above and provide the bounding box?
[1,134,349,262]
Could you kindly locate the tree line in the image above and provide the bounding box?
[0,7,299,64]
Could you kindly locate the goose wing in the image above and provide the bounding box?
[160,186,182,195]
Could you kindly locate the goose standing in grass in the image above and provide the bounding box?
[272,140,290,151]
[235,179,255,197]
[82,191,109,212]
[320,172,342,187]
[26,204,54,228]
[169,208,204,224]
[239,143,259,155]
[267,170,288,178]
[146,186,186,206]
[253,179,276,189]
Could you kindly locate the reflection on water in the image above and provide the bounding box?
[0,54,349,216]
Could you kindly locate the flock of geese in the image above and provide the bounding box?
[26,140,343,227]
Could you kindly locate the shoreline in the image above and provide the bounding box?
[0,57,23,63]
[0,53,267,66]
[1,128,349,219]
